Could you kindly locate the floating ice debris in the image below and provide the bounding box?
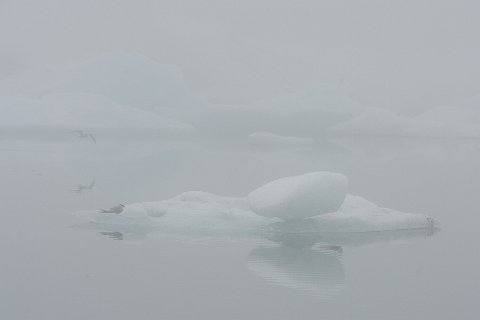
[248,132,313,147]
[248,172,348,220]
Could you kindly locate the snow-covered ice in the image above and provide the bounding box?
[248,132,313,147]
[248,172,348,220]
[74,173,435,234]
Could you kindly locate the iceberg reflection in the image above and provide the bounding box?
[247,245,345,298]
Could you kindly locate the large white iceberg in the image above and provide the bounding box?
[248,172,348,220]
[0,53,205,110]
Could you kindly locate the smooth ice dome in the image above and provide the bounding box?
[248,132,313,147]
[247,172,348,220]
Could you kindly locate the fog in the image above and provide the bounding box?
[1,1,480,320]
[2,0,480,112]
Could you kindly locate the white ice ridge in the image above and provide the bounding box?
[328,102,480,138]
[74,173,435,233]
[0,93,197,137]
[0,53,204,110]
[248,132,313,147]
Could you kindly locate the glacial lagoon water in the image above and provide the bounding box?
[1,136,479,319]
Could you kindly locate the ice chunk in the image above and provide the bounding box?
[248,132,313,147]
[247,172,348,220]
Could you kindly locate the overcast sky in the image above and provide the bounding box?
[1,0,480,113]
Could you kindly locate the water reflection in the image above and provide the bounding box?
[268,218,435,248]
[70,179,96,194]
[247,245,345,298]
[246,224,434,297]
[74,218,435,298]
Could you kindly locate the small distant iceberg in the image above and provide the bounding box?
[248,132,313,147]
[74,172,435,235]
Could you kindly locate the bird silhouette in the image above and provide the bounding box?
[73,130,96,143]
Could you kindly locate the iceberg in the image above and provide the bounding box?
[0,93,197,138]
[328,98,480,139]
[0,53,205,111]
[74,173,434,234]
[199,85,364,136]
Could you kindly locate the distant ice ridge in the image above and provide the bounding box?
[248,132,313,147]
[329,98,480,138]
[0,93,197,138]
[0,53,205,110]
[200,85,364,136]
[74,172,434,233]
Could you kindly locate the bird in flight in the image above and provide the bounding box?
[73,130,96,143]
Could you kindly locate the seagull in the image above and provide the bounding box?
[100,204,125,214]
[73,130,96,143]
[71,180,96,193]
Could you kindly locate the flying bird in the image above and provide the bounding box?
[73,130,96,143]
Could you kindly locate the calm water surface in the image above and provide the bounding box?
[1,137,479,320]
